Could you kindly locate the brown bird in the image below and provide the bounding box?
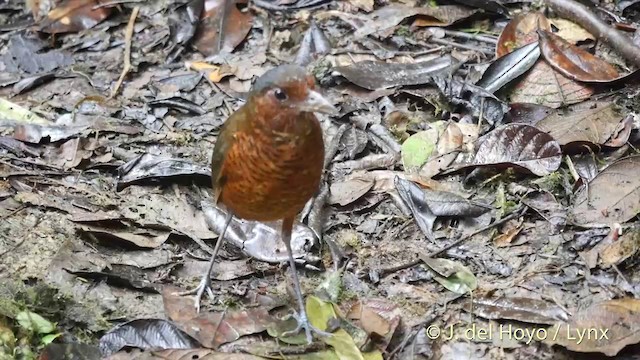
[178,64,337,343]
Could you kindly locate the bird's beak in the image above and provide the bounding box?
[298,90,338,115]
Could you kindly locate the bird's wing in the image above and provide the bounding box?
[210,110,244,204]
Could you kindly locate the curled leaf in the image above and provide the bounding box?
[538,29,619,82]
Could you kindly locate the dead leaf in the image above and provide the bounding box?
[549,18,595,44]
[333,56,454,90]
[162,287,275,348]
[493,221,523,247]
[536,101,625,147]
[545,298,640,356]
[347,0,374,12]
[538,30,619,82]
[420,257,478,294]
[39,0,113,34]
[194,0,253,56]
[353,5,477,38]
[571,155,640,225]
[347,299,401,350]
[106,350,264,360]
[466,296,568,324]
[600,230,640,267]
[329,178,375,206]
[509,61,593,108]
[465,124,562,176]
[496,12,550,57]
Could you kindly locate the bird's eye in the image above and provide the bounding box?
[273,88,287,101]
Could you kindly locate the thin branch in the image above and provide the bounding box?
[377,206,528,277]
[110,6,140,98]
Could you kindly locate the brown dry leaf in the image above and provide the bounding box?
[347,299,401,351]
[571,155,640,225]
[535,101,625,147]
[545,299,640,356]
[467,124,562,176]
[496,12,550,57]
[162,286,275,348]
[77,225,170,249]
[549,18,595,44]
[39,0,113,34]
[329,177,375,206]
[600,230,640,267]
[509,61,593,108]
[185,61,235,82]
[347,0,374,12]
[194,0,253,56]
[353,5,477,38]
[106,349,265,360]
[493,220,523,247]
[467,296,568,325]
[538,30,619,82]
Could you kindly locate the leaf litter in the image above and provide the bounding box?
[1,0,640,359]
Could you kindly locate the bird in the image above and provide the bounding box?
[177,64,337,343]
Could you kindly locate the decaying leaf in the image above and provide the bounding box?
[538,30,619,82]
[307,296,384,360]
[401,121,478,178]
[477,41,540,93]
[536,101,625,147]
[420,256,478,294]
[545,299,640,356]
[493,221,523,247]
[0,98,49,125]
[39,0,113,34]
[347,299,401,350]
[432,76,510,125]
[509,61,594,108]
[395,177,492,240]
[333,56,454,90]
[353,5,477,38]
[194,0,253,56]
[496,12,550,57]
[548,18,595,44]
[496,12,594,108]
[328,177,375,206]
[465,124,562,176]
[600,230,640,267]
[99,319,199,357]
[571,155,640,225]
[466,296,568,325]
[162,287,275,348]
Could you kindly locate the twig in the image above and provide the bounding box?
[429,37,494,56]
[440,28,498,44]
[377,206,528,277]
[545,0,640,67]
[110,7,140,98]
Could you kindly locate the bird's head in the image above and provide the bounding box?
[249,64,338,116]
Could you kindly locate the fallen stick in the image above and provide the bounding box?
[110,6,140,98]
[545,0,640,67]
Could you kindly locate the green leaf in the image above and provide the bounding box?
[16,311,55,334]
[420,257,477,294]
[314,270,343,303]
[0,98,48,124]
[401,130,438,171]
[41,333,62,345]
[306,296,383,360]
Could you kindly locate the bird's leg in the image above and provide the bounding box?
[280,217,332,343]
[174,210,234,312]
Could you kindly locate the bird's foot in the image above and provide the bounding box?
[173,275,214,313]
[281,311,332,344]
